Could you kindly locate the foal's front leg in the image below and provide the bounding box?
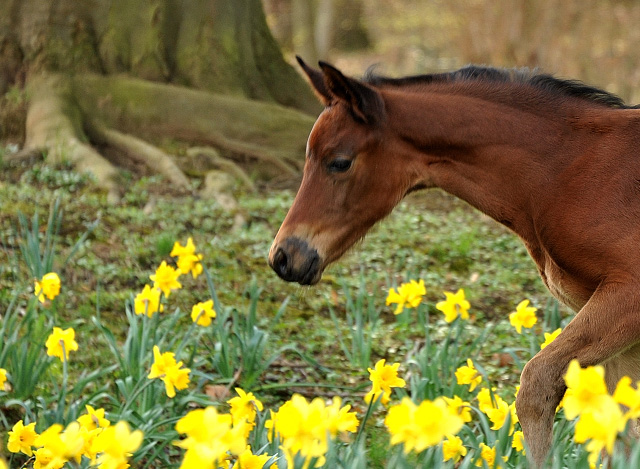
[515,281,640,467]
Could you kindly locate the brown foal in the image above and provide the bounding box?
[269,57,640,466]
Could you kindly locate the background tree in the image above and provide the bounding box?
[0,0,319,200]
[447,0,640,103]
[264,0,371,65]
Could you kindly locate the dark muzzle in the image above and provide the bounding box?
[269,237,321,285]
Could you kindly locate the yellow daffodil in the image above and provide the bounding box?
[93,421,143,469]
[475,442,497,467]
[364,359,406,405]
[455,359,483,392]
[148,346,190,398]
[574,396,626,461]
[512,430,526,454]
[35,422,85,464]
[171,238,204,279]
[34,446,66,469]
[34,272,61,304]
[45,326,79,361]
[191,299,216,326]
[134,284,163,317]
[443,395,472,423]
[326,396,360,436]
[232,446,272,469]
[563,360,610,420]
[443,434,467,463]
[436,289,470,323]
[148,345,176,377]
[613,376,640,418]
[485,397,518,435]
[175,406,246,466]
[265,393,356,466]
[177,253,204,279]
[77,405,110,431]
[268,394,329,461]
[509,299,538,334]
[0,368,7,391]
[477,387,496,413]
[540,327,562,350]
[170,237,197,257]
[8,420,39,456]
[150,261,182,297]
[228,388,264,425]
[386,279,426,315]
[385,397,464,453]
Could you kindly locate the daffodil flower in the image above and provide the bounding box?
[563,360,609,420]
[7,420,39,456]
[436,289,470,323]
[171,238,204,278]
[364,359,406,405]
[540,327,562,350]
[134,284,163,317]
[386,279,426,315]
[228,388,264,425]
[455,359,483,392]
[509,299,538,334]
[148,346,190,398]
[34,272,61,303]
[443,434,467,463]
[385,397,464,453]
[0,368,7,392]
[191,299,216,326]
[150,261,182,297]
[45,327,79,361]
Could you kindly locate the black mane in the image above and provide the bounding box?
[364,65,635,109]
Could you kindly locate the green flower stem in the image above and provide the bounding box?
[174,312,203,358]
[202,265,222,313]
[57,340,68,422]
[18,456,35,469]
[119,376,157,416]
[354,394,381,448]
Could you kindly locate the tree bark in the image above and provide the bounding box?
[0,0,318,198]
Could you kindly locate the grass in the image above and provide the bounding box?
[5,158,619,468]
[0,161,553,374]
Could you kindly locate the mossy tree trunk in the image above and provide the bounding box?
[0,0,318,200]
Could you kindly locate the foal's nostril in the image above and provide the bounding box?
[273,247,291,279]
[270,237,322,284]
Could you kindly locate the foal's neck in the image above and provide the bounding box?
[383,86,588,235]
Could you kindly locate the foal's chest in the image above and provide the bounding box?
[526,243,592,313]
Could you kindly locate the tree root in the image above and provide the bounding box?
[16,72,313,201]
[74,74,313,177]
[23,74,122,202]
[188,133,299,177]
[4,147,44,165]
[86,121,191,190]
[186,146,256,192]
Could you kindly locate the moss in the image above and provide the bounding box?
[72,73,313,178]
[0,86,27,144]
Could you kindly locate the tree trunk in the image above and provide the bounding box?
[0,0,318,200]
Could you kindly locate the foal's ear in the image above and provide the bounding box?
[318,61,385,125]
[296,56,332,105]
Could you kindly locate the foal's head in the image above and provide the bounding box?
[268,58,426,285]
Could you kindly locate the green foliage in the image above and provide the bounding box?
[329,274,382,368]
[1,173,620,468]
[408,310,494,401]
[0,291,51,401]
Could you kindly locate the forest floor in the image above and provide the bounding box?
[0,154,562,395]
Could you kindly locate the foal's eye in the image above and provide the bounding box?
[327,158,352,173]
